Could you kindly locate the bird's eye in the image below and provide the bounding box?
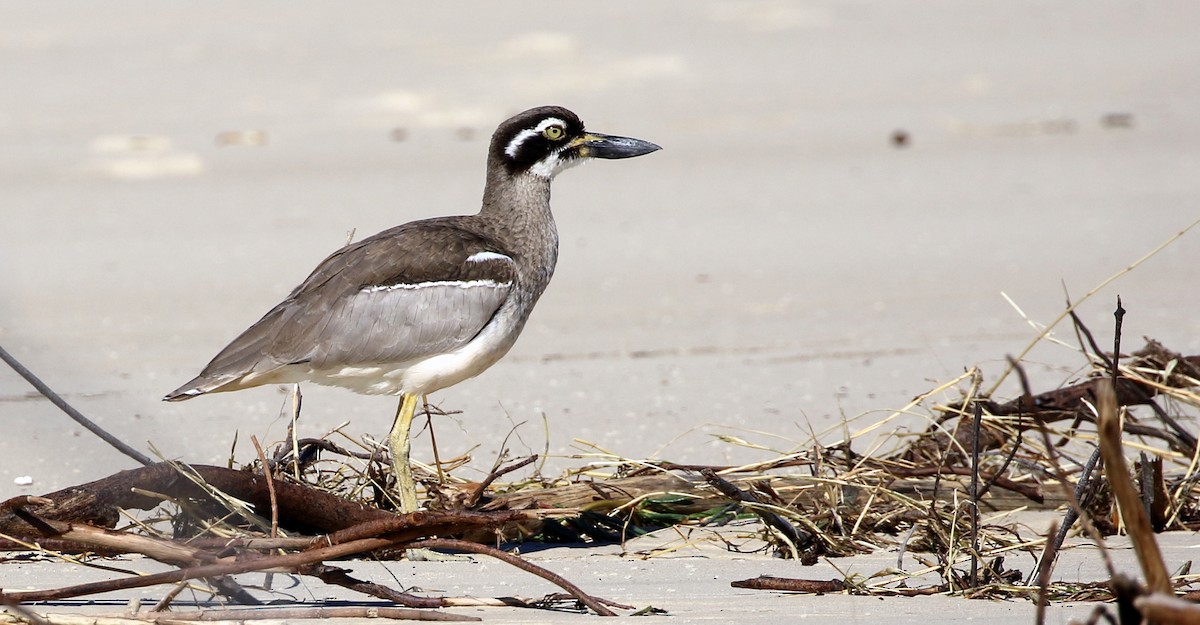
[543,125,565,141]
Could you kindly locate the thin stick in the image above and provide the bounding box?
[896,524,919,570]
[202,577,260,606]
[1069,307,1115,373]
[250,435,279,594]
[6,507,213,566]
[468,456,537,508]
[975,410,1023,502]
[0,536,374,602]
[1035,520,1060,625]
[9,506,260,607]
[1100,296,1170,593]
[149,582,190,613]
[1,512,524,602]
[969,402,982,588]
[249,437,280,539]
[1111,296,1125,387]
[0,343,153,466]
[1033,446,1102,586]
[407,538,619,616]
[310,564,444,608]
[1017,355,1119,583]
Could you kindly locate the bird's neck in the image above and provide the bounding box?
[481,170,555,230]
[479,171,559,273]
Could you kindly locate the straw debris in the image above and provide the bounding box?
[4,301,1200,620]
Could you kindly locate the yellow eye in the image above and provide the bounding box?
[543,125,565,141]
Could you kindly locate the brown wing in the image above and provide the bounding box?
[165,218,517,400]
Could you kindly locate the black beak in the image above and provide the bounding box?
[573,132,661,159]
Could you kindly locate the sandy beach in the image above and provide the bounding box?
[2,2,1199,622]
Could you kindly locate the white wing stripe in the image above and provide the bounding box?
[362,279,509,293]
[467,251,512,263]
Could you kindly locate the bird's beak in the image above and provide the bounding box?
[571,132,661,159]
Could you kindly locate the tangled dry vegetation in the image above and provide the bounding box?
[3,301,1200,624]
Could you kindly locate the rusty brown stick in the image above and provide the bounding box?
[408,538,619,616]
[0,513,522,603]
[6,511,215,567]
[467,456,537,509]
[730,576,847,593]
[318,510,526,546]
[1,537,386,603]
[310,564,446,608]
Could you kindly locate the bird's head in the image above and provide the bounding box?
[489,106,660,180]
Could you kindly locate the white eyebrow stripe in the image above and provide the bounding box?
[466,251,512,263]
[504,117,567,158]
[362,279,509,293]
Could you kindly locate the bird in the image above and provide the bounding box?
[164,106,660,512]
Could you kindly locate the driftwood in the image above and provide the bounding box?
[0,462,393,543]
[0,502,619,616]
[0,499,531,603]
[0,466,622,616]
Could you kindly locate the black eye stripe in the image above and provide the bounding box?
[503,117,569,158]
[492,110,585,175]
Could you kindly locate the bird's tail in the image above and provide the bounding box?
[163,375,229,401]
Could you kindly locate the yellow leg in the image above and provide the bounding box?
[388,393,421,513]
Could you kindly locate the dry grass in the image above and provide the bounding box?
[5,221,1200,617]
[157,312,1196,604]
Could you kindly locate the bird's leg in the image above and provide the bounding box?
[422,395,447,484]
[388,393,421,513]
[391,394,470,562]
